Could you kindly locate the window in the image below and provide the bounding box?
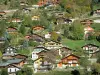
[15,68,16,72]
[10,69,11,72]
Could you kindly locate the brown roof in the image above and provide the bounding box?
[32,26,44,30]
[61,54,80,60]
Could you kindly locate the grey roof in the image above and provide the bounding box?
[3,53,17,56]
[4,46,17,54]
[7,59,23,64]
[0,62,10,67]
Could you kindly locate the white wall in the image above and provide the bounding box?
[8,67,20,73]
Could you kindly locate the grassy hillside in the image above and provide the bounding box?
[62,38,100,50]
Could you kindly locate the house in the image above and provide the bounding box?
[80,19,93,25]
[56,17,72,25]
[30,34,45,42]
[93,9,100,15]
[31,15,40,20]
[22,8,31,14]
[45,33,51,39]
[8,18,22,23]
[12,54,28,60]
[0,37,5,44]
[3,53,28,60]
[0,11,6,15]
[84,26,94,39]
[32,5,40,9]
[25,35,31,40]
[3,46,17,59]
[4,46,17,54]
[32,26,45,33]
[57,54,80,68]
[33,56,53,73]
[8,65,21,74]
[6,58,25,67]
[0,63,21,74]
[82,44,100,57]
[33,57,43,73]
[84,26,94,34]
[25,34,45,42]
[37,50,60,64]
[20,2,28,6]
[0,58,25,73]
[57,47,72,58]
[38,0,59,6]
[0,62,21,74]
[6,27,18,34]
[44,41,63,50]
[32,46,49,60]
[0,11,6,19]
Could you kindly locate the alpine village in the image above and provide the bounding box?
[0,0,100,75]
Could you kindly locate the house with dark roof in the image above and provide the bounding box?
[0,37,5,44]
[57,47,72,58]
[4,46,17,54]
[3,53,28,60]
[93,9,100,15]
[30,34,45,42]
[55,17,72,25]
[82,44,100,57]
[80,19,93,25]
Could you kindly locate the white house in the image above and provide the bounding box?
[44,41,63,50]
[32,5,39,9]
[45,33,51,39]
[32,47,48,60]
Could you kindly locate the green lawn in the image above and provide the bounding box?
[91,23,100,31]
[35,71,71,75]
[61,38,100,50]
[93,3,100,10]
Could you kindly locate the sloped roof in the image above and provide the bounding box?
[7,59,24,64]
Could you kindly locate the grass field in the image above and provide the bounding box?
[35,71,72,75]
[61,38,100,50]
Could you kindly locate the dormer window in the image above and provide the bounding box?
[11,51,13,54]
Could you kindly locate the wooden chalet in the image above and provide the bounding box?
[56,17,72,25]
[32,26,45,32]
[82,44,100,57]
[57,54,80,68]
[31,15,40,20]
[31,34,45,42]
[8,18,22,23]
[6,27,18,34]
[80,19,93,25]
[38,0,59,6]
[93,9,100,15]
[84,26,94,39]
[0,11,6,16]
[44,41,63,50]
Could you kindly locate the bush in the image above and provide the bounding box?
[16,67,33,75]
[0,68,8,75]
